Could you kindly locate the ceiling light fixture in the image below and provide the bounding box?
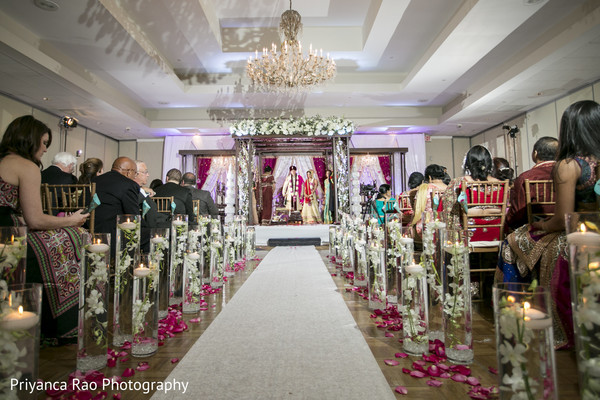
[61,116,78,128]
[246,0,336,92]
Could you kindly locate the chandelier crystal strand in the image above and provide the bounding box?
[246,0,335,91]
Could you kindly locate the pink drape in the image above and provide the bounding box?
[378,155,392,185]
[312,157,326,189]
[196,157,212,189]
[262,157,277,173]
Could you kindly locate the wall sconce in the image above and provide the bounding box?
[61,116,78,128]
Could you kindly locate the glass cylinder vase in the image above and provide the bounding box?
[210,236,224,288]
[565,212,600,399]
[170,214,189,306]
[341,232,353,273]
[329,226,336,255]
[442,229,473,364]
[385,216,402,306]
[77,233,110,372]
[422,219,446,342]
[223,229,236,277]
[183,251,203,313]
[114,214,140,347]
[367,244,386,310]
[0,283,42,400]
[401,262,429,355]
[0,226,27,286]
[149,228,170,319]
[132,255,159,357]
[493,283,558,399]
[246,226,256,259]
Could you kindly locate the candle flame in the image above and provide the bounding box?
[8,294,12,307]
[507,295,515,303]
[139,263,144,269]
[524,316,531,322]
[10,235,14,244]
[96,238,101,245]
[523,301,531,311]
[581,223,587,233]
[18,305,23,315]
[127,218,130,223]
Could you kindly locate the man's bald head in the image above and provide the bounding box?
[112,157,137,179]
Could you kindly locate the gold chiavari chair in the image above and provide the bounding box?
[44,183,96,234]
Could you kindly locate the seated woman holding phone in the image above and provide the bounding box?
[0,115,89,342]
[374,183,400,225]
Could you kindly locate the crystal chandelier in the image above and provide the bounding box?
[246,0,336,91]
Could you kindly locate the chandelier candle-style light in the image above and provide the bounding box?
[246,0,336,91]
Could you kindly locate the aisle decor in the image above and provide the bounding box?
[0,227,27,286]
[493,281,557,399]
[169,215,189,305]
[385,217,403,305]
[367,241,386,310]
[565,213,600,400]
[150,228,170,319]
[422,219,446,342]
[114,215,140,347]
[132,256,159,357]
[230,116,354,137]
[78,234,110,372]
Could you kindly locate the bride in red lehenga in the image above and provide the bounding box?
[301,170,322,224]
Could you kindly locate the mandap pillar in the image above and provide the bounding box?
[235,138,254,223]
[332,136,350,219]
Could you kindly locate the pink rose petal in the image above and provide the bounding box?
[394,386,408,395]
[450,365,472,376]
[384,332,394,338]
[136,362,150,371]
[402,368,411,374]
[410,370,427,378]
[488,366,498,375]
[121,368,135,378]
[451,373,467,382]
[119,357,129,363]
[439,372,451,379]
[466,377,481,386]
[427,379,443,387]
[384,359,399,366]
[170,358,179,364]
[427,365,441,377]
[395,352,409,358]
[189,317,201,323]
[112,394,121,400]
[107,358,117,368]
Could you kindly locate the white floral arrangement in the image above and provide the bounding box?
[0,282,27,400]
[422,221,443,303]
[171,222,189,289]
[367,245,385,303]
[116,220,140,294]
[183,254,202,307]
[0,236,26,282]
[400,268,428,347]
[132,298,153,337]
[210,239,223,282]
[230,116,354,137]
[442,241,469,347]
[84,250,109,344]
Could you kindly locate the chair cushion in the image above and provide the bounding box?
[469,240,501,248]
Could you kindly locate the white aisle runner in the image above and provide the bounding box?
[151,246,395,400]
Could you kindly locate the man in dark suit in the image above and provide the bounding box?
[134,160,169,252]
[93,157,140,254]
[153,168,194,222]
[181,172,219,218]
[41,152,78,184]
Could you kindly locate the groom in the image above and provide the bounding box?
[282,166,303,212]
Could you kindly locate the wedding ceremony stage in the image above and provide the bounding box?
[255,224,330,246]
[150,246,395,400]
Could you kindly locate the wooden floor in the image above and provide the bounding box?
[35,246,580,399]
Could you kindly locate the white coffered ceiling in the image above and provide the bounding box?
[0,0,599,140]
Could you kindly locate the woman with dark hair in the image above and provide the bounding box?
[407,172,424,190]
[260,165,275,224]
[410,164,448,238]
[492,157,514,184]
[78,157,104,184]
[440,145,502,240]
[0,115,88,341]
[374,183,399,224]
[497,100,600,349]
[149,178,163,191]
[323,169,336,224]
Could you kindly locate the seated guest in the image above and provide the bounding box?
[440,145,503,241]
[134,160,168,252]
[41,151,77,184]
[407,172,424,190]
[440,165,452,185]
[374,184,400,225]
[181,172,218,218]
[154,168,194,222]
[150,178,163,191]
[93,157,140,255]
[411,164,448,237]
[78,157,104,184]
[492,157,515,184]
[0,115,88,341]
[505,137,558,232]
[497,100,600,349]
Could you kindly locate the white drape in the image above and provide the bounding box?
[162,135,234,178]
[200,156,235,198]
[350,155,386,187]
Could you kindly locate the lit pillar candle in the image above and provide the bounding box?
[566,224,600,247]
[118,218,136,230]
[134,263,151,278]
[522,302,552,330]
[0,306,39,331]
[88,239,109,253]
[150,236,165,244]
[404,263,424,275]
